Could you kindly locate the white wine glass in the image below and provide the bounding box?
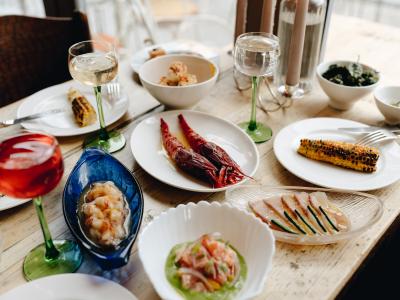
[234,32,280,143]
[68,40,125,153]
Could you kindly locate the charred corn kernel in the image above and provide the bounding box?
[67,88,97,127]
[297,139,379,173]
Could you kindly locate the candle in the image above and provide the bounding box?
[234,0,248,40]
[260,0,275,34]
[285,0,309,87]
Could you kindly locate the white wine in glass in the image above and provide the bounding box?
[68,40,125,153]
[69,53,118,86]
[234,32,280,143]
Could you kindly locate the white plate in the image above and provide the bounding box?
[130,40,219,74]
[1,274,137,300]
[0,195,30,211]
[130,110,259,192]
[17,81,129,137]
[274,117,400,191]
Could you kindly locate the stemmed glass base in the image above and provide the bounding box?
[239,76,273,143]
[23,240,83,281]
[21,196,83,281]
[84,129,126,153]
[239,121,272,143]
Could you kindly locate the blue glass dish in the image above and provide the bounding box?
[62,148,144,270]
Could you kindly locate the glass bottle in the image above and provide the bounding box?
[275,0,326,94]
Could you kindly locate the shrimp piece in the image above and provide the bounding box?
[86,182,122,202]
[160,118,223,187]
[178,114,247,186]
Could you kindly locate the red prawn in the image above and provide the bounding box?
[160,118,223,188]
[178,114,248,186]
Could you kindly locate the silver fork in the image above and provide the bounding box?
[356,130,399,146]
[106,82,121,103]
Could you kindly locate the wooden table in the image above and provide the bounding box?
[1,15,400,299]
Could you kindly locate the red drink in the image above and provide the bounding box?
[0,133,64,198]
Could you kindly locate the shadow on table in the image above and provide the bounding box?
[337,214,400,299]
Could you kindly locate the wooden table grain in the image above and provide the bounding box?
[1,15,400,299]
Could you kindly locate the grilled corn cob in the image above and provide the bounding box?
[297,139,379,173]
[67,88,97,127]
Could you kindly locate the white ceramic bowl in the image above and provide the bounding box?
[317,60,380,110]
[138,201,275,300]
[139,54,219,108]
[374,86,400,125]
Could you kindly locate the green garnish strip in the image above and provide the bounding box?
[271,219,298,234]
[307,205,327,233]
[295,209,317,234]
[319,206,339,232]
[284,211,306,235]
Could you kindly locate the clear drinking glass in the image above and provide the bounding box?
[68,40,126,153]
[0,132,82,281]
[233,32,280,143]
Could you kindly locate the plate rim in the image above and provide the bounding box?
[1,273,137,300]
[130,40,219,74]
[273,117,400,191]
[0,196,30,212]
[130,110,260,193]
[16,81,129,137]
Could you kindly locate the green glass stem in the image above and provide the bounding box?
[94,86,109,141]
[33,196,59,260]
[248,76,259,131]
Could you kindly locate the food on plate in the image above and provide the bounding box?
[249,191,350,235]
[159,61,198,86]
[165,233,247,299]
[78,181,130,247]
[297,139,379,173]
[160,118,224,188]
[148,47,166,59]
[322,63,378,87]
[178,114,247,185]
[67,88,97,127]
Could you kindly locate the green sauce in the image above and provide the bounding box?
[165,243,247,300]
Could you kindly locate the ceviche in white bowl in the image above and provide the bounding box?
[138,201,275,300]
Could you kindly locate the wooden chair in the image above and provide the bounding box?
[0,11,91,107]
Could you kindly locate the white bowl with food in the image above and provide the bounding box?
[317,60,380,110]
[374,86,400,125]
[138,201,275,300]
[139,54,219,108]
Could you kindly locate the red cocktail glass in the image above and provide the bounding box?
[0,132,82,280]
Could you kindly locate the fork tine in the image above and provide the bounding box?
[358,132,386,146]
[116,83,120,98]
[363,135,396,146]
[362,135,386,145]
[356,131,382,145]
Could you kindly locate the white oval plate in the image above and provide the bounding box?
[130,110,259,192]
[0,195,30,211]
[274,117,400,191]
[130,40,219,74]
[17,81,129,137]
[1,274,137,300]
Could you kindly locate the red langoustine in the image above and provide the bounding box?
[160,118,224,188]
[178,114,247,186]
